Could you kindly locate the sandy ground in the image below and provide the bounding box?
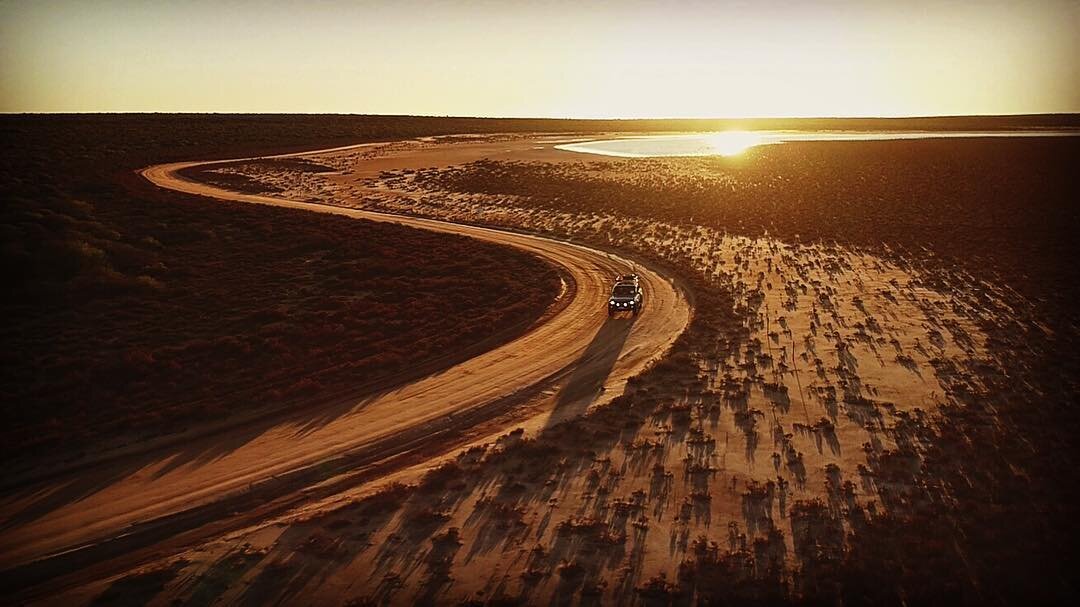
[0,140,689,600]
[17,134,1007,605]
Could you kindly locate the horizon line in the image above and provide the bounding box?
[3,111,1080,121]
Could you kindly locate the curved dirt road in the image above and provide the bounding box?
[0,144,690,594]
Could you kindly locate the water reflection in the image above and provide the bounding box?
[705,130,762,156]
[555,129,1078,158]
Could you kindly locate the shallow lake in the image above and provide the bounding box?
[555,130,1080,158]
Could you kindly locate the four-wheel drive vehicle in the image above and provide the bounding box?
[608,274,643,316]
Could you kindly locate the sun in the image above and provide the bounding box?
[704,130,763,156]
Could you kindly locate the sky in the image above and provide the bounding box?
[1,0,1077,118]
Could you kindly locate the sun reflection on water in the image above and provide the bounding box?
[704,130,764,156]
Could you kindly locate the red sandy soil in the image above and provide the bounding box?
[0,138,689,602]
[4,119,1078,605]
[1,120,567,471]
[52,132,1075,606]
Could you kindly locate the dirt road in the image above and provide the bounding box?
[0,141,690,596]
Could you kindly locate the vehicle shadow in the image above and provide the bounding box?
[0,359,491,590]
[542,314,637,432]
[0,315,635,596]
[0,303,549,541]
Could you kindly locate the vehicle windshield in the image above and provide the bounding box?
[613,285,637,298]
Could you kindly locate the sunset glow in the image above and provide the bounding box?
[4,0,1079,599]
[705,131,763,156]
[1,0,1077,117]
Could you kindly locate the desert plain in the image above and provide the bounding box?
[2,115,1079,605]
